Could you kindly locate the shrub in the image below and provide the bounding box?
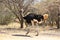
[0,12,14,25]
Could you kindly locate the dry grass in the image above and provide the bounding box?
[0,22,20,28]
[0,22,57,30]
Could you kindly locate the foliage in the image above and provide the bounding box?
[0,11,14,25]
[34,0,60,28]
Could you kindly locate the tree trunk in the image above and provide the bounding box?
[20,15,23,28]
[13,12,23,28]
[56,21,59,29]
[19,11,23,28]
[56,15,59,29]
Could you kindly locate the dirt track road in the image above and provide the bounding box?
[0,29,60,40]
[0,34,60,40]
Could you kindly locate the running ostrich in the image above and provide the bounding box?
[23,13,48,36]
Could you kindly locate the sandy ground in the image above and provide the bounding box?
[0,34,60,40]
[0,28,60,40]
[0,22,60,40]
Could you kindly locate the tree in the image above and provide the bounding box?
[34,0,60,28]
[47,1,60,29]
[1,0,35,28]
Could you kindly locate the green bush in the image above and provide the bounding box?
[0,12,14,25]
